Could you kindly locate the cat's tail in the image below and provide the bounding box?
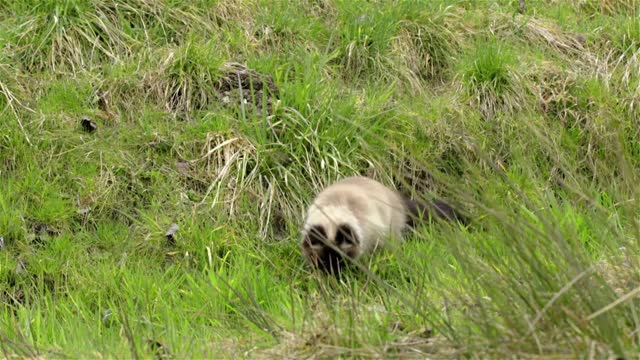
[402,195,470,228]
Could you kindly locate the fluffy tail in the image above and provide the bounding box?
[402,195,470,228]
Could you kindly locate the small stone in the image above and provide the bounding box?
[81,117,97,133]
[391,321,404,332]
[175,161,190,175]
[15,260,26,274]
[165,223,179,245]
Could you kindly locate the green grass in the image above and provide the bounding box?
[1,0,640,358]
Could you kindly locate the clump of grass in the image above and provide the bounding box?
[572,0,640,16]
[530,62,579,122]
[596,18,640,120]
[528,62,616,133]
[331,1,464,90]
[392,4,463,89]
[144,37,226,117]
[599,17,640,99]
[0,63,22,112]
[609,17,640,55]
[432,150,638,359]
[4,0,134,73]
[230,106,369,239]
[530,65,627,187]
[178,131,257,212]
[460,42,513,92]
[3,0,216,73]
[0,59,32,145]
[253,1,332,52]
[207,0,258,43]
[512,14,589,59]
[332,1,400,82]
[457,39,526,119]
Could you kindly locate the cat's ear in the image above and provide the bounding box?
[303,225,327,248]
[335,224,358,246]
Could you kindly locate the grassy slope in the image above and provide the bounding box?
[1,0,639,358]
